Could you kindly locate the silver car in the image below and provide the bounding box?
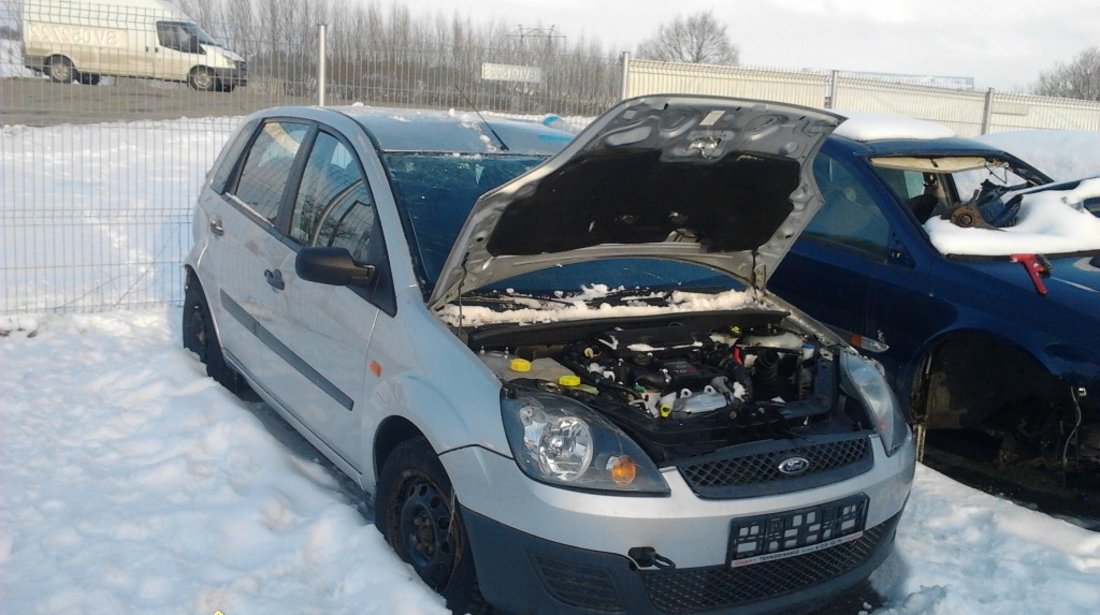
[183,96,915,614]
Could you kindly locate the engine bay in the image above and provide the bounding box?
[470,310,871,462]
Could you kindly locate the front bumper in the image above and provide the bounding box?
[462,504,901,615]
[442,434,914,614]
[212,64,247,87]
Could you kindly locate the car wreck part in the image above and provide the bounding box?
[1009,253,1051,295]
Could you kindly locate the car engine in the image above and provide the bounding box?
[473,311,864,462]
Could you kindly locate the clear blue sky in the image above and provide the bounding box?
[395,0,1100,91]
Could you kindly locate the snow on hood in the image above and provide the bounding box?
[832,111,956,142]
[428,96,841,311]
[437,285,758,327]
[924,177,1100,255]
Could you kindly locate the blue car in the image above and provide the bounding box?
[770,119,1100,469]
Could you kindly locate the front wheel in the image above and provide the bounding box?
[188,67,217,91]
[376,437,483,614]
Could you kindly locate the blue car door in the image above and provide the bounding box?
[772,149,942,397]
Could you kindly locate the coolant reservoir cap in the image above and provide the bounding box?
[558,375,581,387]
[509,358,532,373]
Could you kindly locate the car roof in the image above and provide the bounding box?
[247,105,574,156]
[341,105,572,155]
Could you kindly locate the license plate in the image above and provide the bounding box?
[727,495,868,568]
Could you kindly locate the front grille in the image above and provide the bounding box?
[678,434,873,498]
[639,513,898,613]
[534,555,623,612]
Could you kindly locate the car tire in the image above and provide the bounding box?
[182,275,244,393]
[188,67,217,92]
[377,437,485,614]
[46,56,75,83]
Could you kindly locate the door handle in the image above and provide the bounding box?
[264,269,285,290]
[209,218,224,236]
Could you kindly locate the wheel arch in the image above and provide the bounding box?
[45,54,77,78]
[183,265,228,353]
[909,328,1069,430]
[373,415,427,482]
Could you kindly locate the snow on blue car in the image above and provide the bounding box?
[770,115,1100,475]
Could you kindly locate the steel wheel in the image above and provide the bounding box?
[47,56,74,83]
[377,437,483,613]
[397,472,458,588]
[189,67,216,91]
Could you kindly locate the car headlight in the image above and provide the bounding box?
[840,352,909,456]
[501,388,670,495]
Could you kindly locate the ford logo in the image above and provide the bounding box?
[777,456,810,475]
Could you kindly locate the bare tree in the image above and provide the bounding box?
[1034,47,1100,101]
[636,11,739,65]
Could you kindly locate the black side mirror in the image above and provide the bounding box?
[296,247,375,287]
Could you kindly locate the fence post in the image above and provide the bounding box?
[620,51,631,100]
[826,69,839,109]
[318,23,327,106]
[980,88,994,134]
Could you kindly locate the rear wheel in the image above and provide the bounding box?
[46,56,75,83]
[182,274,244,392]
[377,437,483,614]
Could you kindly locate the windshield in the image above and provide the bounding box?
[385,153,545,290]
[385,152,744,297]
[183,23,218,46]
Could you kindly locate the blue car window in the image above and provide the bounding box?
[805,153,891,260]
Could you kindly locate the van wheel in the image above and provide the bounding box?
[377,437,484,614]
[46,56,75,83]
[182,275,244,393]
[189,67,217,91]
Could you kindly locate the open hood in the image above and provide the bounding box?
[428,96,842,311]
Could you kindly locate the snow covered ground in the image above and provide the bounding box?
[3,310,1100,614]
[3,116,1100,614]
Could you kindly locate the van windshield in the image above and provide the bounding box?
[156,21,218,51]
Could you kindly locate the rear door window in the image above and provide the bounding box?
[231,121,310,222]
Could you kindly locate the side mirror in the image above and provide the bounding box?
[296,247,375,288]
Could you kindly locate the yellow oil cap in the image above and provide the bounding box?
[558,375,582,387]
[509,358,531,373]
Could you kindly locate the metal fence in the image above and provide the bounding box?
[2,0,1099,315]
[0,0,620,314]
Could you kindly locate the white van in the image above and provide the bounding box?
[22,0,246,91]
